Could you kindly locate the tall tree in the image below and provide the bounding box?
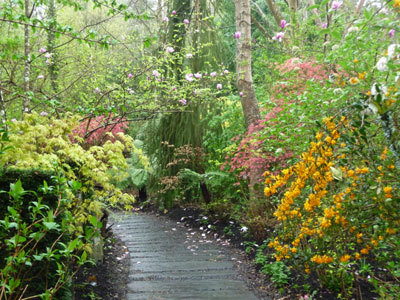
[235,0,260,128]
[235,0,262,199]
[47,0,59,95]
[23,0,31,114]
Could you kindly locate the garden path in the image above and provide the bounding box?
[111,212,264,300]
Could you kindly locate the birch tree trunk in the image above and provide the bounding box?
[235,0,260,128]
[23,0,31,115]
[235,0,262,201]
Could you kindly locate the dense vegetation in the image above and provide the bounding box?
[0,0,399,299]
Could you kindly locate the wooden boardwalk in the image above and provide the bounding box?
[112,212,263,300]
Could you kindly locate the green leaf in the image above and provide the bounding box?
[67,238,79,252]
[330,167,343,181]
[9,179,25,201]
[320,0,330,8]
[130,168,148,188]
[307,4,319,11]
[331,30,342,40]
[33,254,46,261]
[90,215,98,227]
[43,222,59,231]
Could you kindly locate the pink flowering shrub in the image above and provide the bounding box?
[222,58,331,186]
[73,114,129,146]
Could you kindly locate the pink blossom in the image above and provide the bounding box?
[152,70,160,77]
[40,111,48,116]
[185,73,194,82]
[37,74,44,79]
[280,20,288,29]
[166,46,174,53]
[172,86,176,91]
[233,31,241,39]
[44,52,52,58]
[183,19,189,24]
[128,73,133,79]
[11,118,17,122]
[321,22,328,29]
[217,83,222,90]
[46,59,51,65]
[239,92,243,97]
[272,32,285,42]
[224,70,229,75]
[210,72,217,77]
[179,99,187,105]
[194,73,202,79]
[163,17,169,22]
[94,87,100,93]
[331,1,343,10]
[39,48,46,54]
[186,53,193,58]
[389,29,395,38]
[172,10,176,15]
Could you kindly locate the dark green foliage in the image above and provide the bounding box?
[0,168,71,298]
[0,168,58,219]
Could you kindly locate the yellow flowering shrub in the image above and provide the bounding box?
[265,116,399,296]
[1,113,141,233]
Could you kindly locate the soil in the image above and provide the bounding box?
[73,233,130,300]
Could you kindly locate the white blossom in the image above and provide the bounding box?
[388,44,399,59]
[376,57,388,72]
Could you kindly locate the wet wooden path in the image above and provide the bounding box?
[112,212,263,300]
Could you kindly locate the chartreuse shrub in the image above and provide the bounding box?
[0,113,143,298]
[264,116,399,298]
[0,113,139,232]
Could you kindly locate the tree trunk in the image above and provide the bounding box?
[235,0,260,128]
[157,0,164,24]
[235,0,262,200]
[0,84,7,126]
[265,0,284,28]
[23,0,31,115]
[47,0,58,95]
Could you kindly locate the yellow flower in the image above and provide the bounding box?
[349,77,359,85]
[360,248,369,255]
[315,132,323,140]
[355,252,361,260]
[311,255,334,264]
[394,0,400,8]
[358,72,366,80]
[340,254,351,263]
[383,186,393,194]
[381,147,388,160]
[354,59,359,63]
[356,167,369,174]
[386,228,396,234]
